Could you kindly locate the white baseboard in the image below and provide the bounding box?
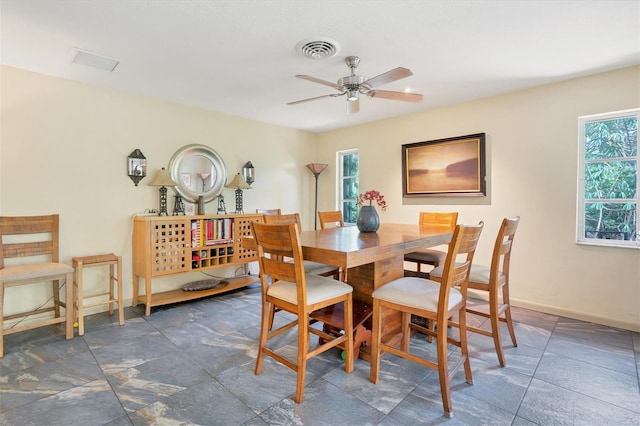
[510,297,640,333]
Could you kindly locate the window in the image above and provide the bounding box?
[339,150,359,224]
[577,108,638,248]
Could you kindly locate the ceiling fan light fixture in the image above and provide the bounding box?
[295,37,340,59]
[288,55,422,113]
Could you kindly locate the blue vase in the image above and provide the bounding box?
[357,205,380,232]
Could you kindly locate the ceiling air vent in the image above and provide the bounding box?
[71,47,119,72]
[295,37,340,60]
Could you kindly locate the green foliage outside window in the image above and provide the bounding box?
[583,116,637,241]
[341,152,359,223]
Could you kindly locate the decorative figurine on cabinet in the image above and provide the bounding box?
[217,195,227,214]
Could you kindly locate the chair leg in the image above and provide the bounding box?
[504,306,518,347]
[0,282,4,357]
[369,298,382,384]
[489,292,506,367]
[64,271,74,340]
[502,285,517,347]
[401,311,411,351]
[295,313,309,403]
[76,264,85,336]
[52,279,61,318]
[267,304,276,331]
[108,263,115,316]
[255,301,270,375]
[427,316,435,343]
[458,308,473,385]
[116,257,124,326]
[343,296,354,373]
[436,315,453,418]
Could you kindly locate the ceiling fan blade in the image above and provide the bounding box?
[287,92,344,105]
[295,74,342,90]
[367,90,423,102]
[346,98,360,115]
[364,67,413,89]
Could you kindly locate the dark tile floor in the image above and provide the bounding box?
[1,284,639,425]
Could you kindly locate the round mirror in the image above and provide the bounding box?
[169,144,227,203]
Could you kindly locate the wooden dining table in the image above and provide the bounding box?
[243,222,452,361]
[300,223,452,361]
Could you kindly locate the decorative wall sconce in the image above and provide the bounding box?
[149,167,177,216]
[306,163,328,230]
[127,149,147,186]
[242,161,255,185]
[225,173,252,214]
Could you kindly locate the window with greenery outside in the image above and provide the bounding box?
[340,151,359,224]
[580,112,637,245]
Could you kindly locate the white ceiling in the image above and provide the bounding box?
[2,0,639,133]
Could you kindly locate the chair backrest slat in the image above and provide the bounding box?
[318,211,344,229]
[263,213,302,227]
[0,215,59,268]
[437,222,484,316]
[251,221,307,304]
[490,217,520,283]
[419,212,458,231]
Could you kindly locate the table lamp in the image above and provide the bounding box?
[149,167,177,216]
[225,173,252,214]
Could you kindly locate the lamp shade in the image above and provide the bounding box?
[149,167,177,186]
[306,163,328,176]
[225,173,252,190]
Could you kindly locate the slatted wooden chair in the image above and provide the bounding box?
[404,212,458,275]
[430,216,520,367]
[318,211,345,230]
[0,214,74,357]
[252,221,353,403]
[263,213,340,279]
[370,222,484,418]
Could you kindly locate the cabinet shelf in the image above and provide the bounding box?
[143,275,258,309]
[132,214,263,315]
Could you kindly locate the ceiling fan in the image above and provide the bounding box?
[287,56,423,114]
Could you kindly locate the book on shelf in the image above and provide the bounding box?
[191,218,234,247]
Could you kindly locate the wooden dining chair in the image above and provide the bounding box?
[252,221,353,403]
[404,212,458,274]
[416,221,485,344]
[370,222,484,418]
[263,213,340,279]
[429,216,520,367]
[0,214,74,357]
[256,208,281,216]
[318,211,345,230]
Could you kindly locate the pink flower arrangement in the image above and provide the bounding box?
[357,190,387,211]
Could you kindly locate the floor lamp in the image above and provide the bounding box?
[306,163,328,230]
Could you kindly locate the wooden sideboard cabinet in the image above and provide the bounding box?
[132,214,263,315]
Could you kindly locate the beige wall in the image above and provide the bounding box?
[0,65,318,320]
[315,66,640,331]
[1,65,639,331]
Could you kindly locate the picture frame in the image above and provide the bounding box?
[180,172,192,188]
[184,202,196,216]
[402,133,486,197]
